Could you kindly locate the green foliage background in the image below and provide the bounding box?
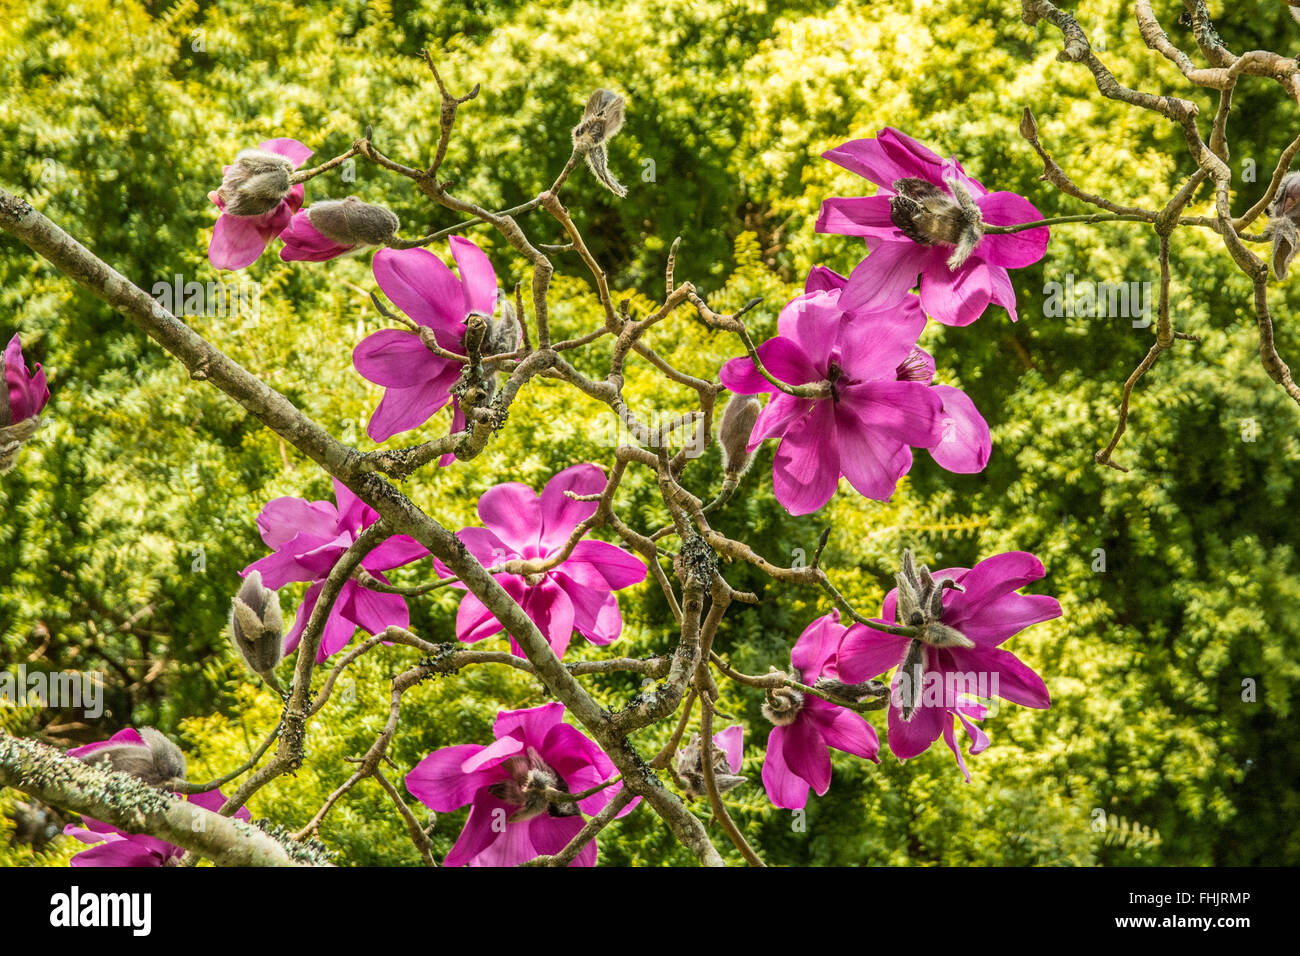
[2,0,1297,865]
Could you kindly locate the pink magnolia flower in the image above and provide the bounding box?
[353,238,498,443]
[3,333,50,426]
[242,478,429,662]
[64,729,249,867]
[837,551,1062,780]
[816,127,1049,326]
[406,702,629,867]
[760,610,880,810]
[278,209,355,262]
[280,198,401,263]
[439,464,647,658]
[207,138,313,270]
[806,266,991,473]
[718,279,945,515]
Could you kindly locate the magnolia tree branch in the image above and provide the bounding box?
[1019,0,1300,469]
[0,734,327,866]
[0,186,725,866]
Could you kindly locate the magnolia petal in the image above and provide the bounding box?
[478,482,543,555]
[815,195,900,240]
[837,625,911,683]
[209,212,272,271]
[835,303,929,384]
[363,534,430,572]
[258,137,313,168]
[456,589,505,644]
[839,240,925,314]
[975,192,1050,268]
[353,329,446,388]
[805,697,880,761]
[562,540,647,589]
[790,610,847,681]
[494,701,566,744]
[365,377,457,442]
[761,725,812,810]
[771,401,841,515]
[747,393,813,452]
[832,400,917,501]
[885,690,946,760]
[406,744,497,812]
[373,247,467,336]
[449,236,499,317]
[714,724,745,774]
[779,715,833,796]
[538,464,606,552]
[279,210,354,261]
[255,496,339,549]
[442,792,514,867]
[928,384,991,474]
[805,265,848,294]
[919,256,997,327]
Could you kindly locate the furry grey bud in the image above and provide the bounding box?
[79,727,187,786]
[572,89,625,150]
[675,733,748,801]
[229,570,284,681]
[572,89,627,198]
[718,395,761,478]
[814,675,888,703]
[1265,173,1300,279]
[306,197,401,247]
[761,685,805,726]
[889,176,984,270]
[218,148,294,217]
[482,299,520,359]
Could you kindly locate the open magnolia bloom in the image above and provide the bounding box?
[405,703,632,867]
[804,266,991,473]
[761,611,880,810]
[242,479,429,662]
[720,273,989,515]
[837,550,1062,780]
[816,127,1049,326]
[353,237,507,446]
[437,464,647,658]
[207,137,313,270]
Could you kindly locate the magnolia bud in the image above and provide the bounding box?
[675,733,747,801]
[80,727,187,787]
[306,197,401,247]
[814,676,888,704]
[218,149,294,216]
[483,298,519,358]
[718,395,761,479]
[230,570,284,682]
[1019,107,1040,143]
[1265,173,1300,279]
[572,89,627,198]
